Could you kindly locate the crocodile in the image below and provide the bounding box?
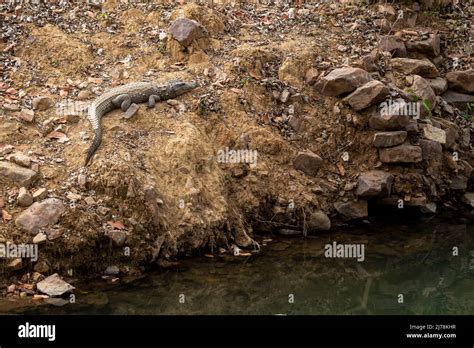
[84,80,198,166]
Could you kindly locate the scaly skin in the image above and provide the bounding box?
[85,80,197,166]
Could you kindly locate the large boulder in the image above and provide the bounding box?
[373,131,407,148]
[390,58,439,78]
[308,210,331,231]
[334,201,368,221]
[314,67,372,97]
[426,77,448,95]
[15,198,66,234]
[169,18,207,48]
[356,171,393,198]
[369,110,411,131]
[419,139,442,161]
[0,161,38,187]
[441,91,474,113]
[446,70,474,94]
[405,35,441,57]
[379,144,423,163]
[408,75,437,112]
[343,80,390,111]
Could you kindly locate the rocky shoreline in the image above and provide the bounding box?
[0,1,472,301]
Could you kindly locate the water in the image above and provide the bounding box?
[2,214,473,315]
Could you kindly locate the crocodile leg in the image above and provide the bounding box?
[148,94,160,108]
[112,94,132,111]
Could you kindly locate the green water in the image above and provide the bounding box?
[2,214,474,315]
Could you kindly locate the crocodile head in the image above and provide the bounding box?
[166,80,198,98]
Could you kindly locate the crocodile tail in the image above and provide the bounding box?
[84,127,102,166]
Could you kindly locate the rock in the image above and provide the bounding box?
[84,197,95,205]
[104,265,120,276]
[446,70,474,94]
[7,258,23,271]
[379,36,407,57]
[419,139,442,160]
[369,112,410,131]
[449,175,468,191]
[356,53,379,72]
[379,144,422,163]
[77,174,87,189]
[15,108,35,122]
[98,206,110,215]
[33,232,47,244]
[107,230,127,246]
[423,124,446,144]
[390,58,439,78]
[32,188,48,201]
[420,202,437,214]
[426,77,447,95]
[334,201,368,221]
[408,75,436,113]
[32,272,44,282]
[461,160,472,179]
[46,229,63,241]
[123,103,140,120]
[17,187,33,207]
[356,171,393,198]
[37,273,74,297]
[463,192,474,208]
[3,104,21,112]
[277,229,302,236]
[77,90,92,100]
[66,114,81,123]
[460,129,470,148]
[405,35,441,57]
[305,68,319,85]
[8,153,31,167]
[66,192,81,202]
[32,96,54,111]
[293,151,323,177]
[288,116,305,133]
[373,131,407,148]
[0,161,39,187]
[444,127,459,149]
[441,91,474,112]
[343,80,389,111]
[169,18,207,48]
[231,166,247,178]
[314,67,372,97]
[308,210,331,231]
[34,260,50,273]
[280,88,290,103]
[15,198,66,234]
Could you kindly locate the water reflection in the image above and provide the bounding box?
[3,215,473,315]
